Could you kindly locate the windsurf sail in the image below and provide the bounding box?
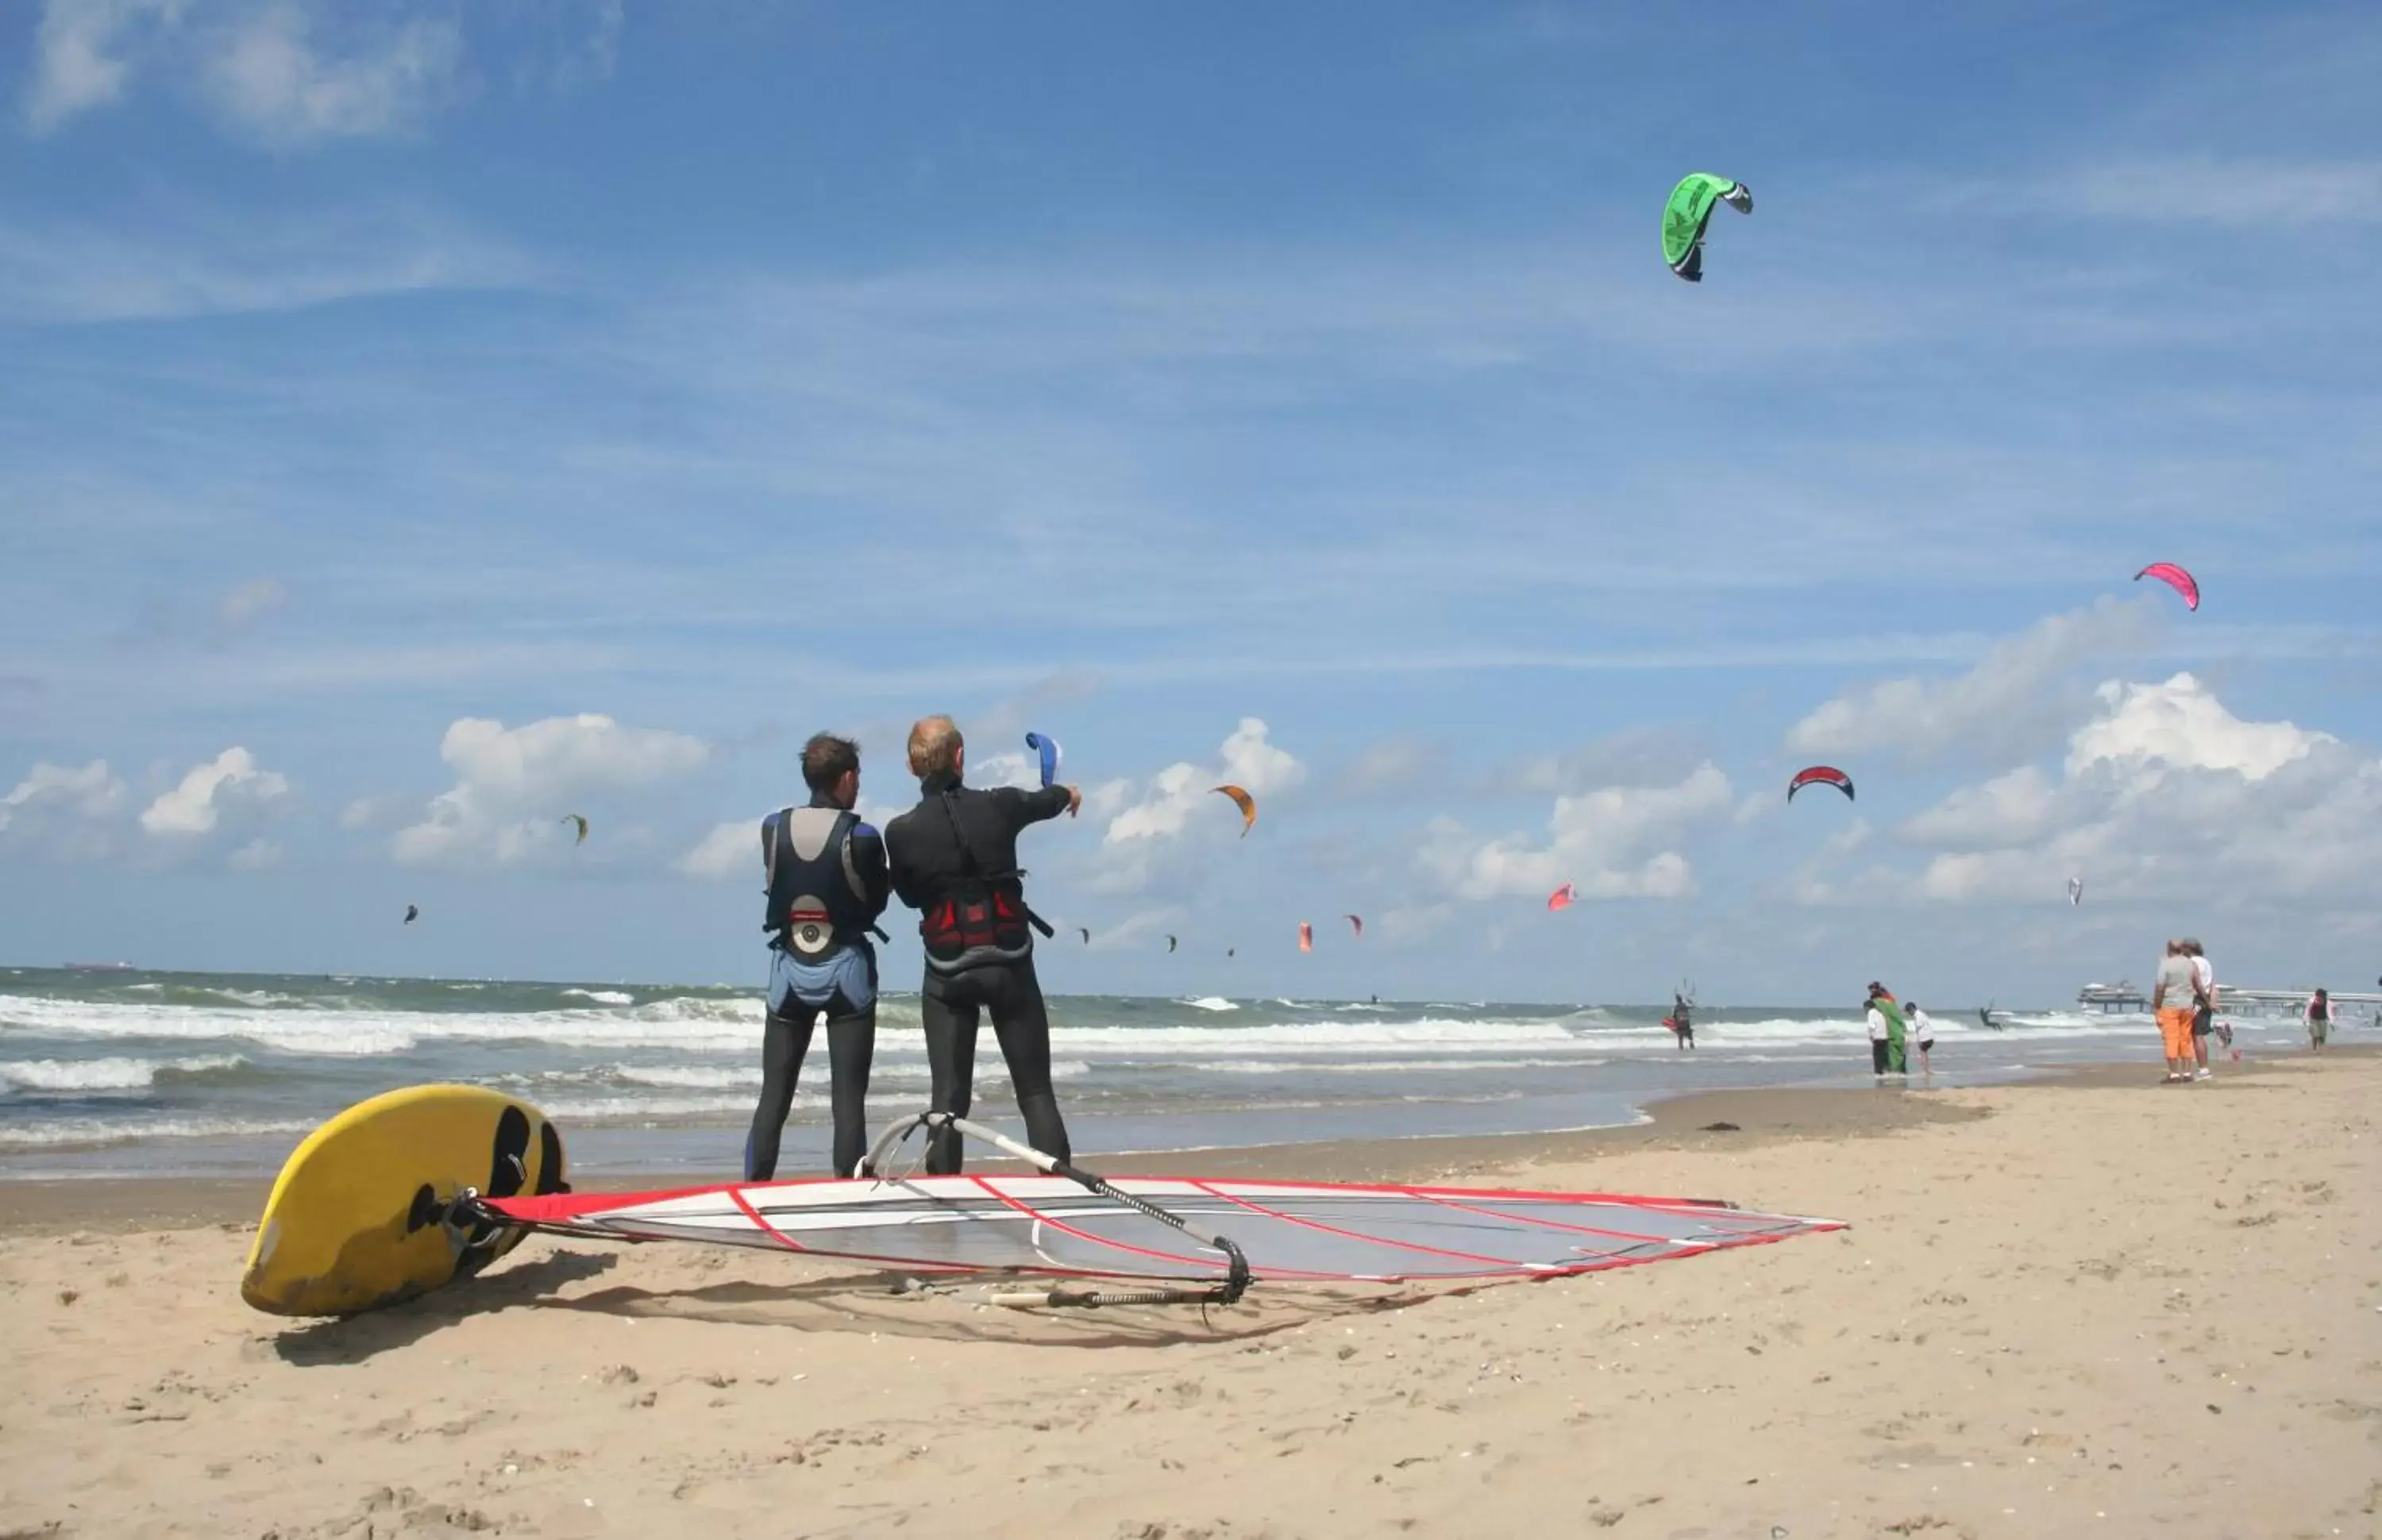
[476,1112,1844,1301]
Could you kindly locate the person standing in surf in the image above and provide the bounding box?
[1905,1002,1937,1076]
[1670,991,1695,1050]
[2152,939,2198,1084]
[746,733,889,1181]
[885,714,1081,1174]
[2304,988,2332,1050]
[1864,983,1906,1079]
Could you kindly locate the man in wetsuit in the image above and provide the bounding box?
[745,733,889,1180]
[1671,991,1694,1050]
[885,714,1080,1174]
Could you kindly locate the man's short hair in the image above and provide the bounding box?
[801,733,861,794]
[908,715,962,779]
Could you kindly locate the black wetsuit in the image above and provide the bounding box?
[885,771,1074,1174]
[1672,999,1694,1049]
[745,794,889,1180]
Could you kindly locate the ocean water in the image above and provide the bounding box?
[0,967,2334,1180]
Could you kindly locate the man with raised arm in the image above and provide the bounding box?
[885,715,1081,1174]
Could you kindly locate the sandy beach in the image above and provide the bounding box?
[3,1051,2376,1539]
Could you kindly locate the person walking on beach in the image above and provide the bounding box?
[1671,990,1695,1050]
[2152,939,2198,1084]
[1906,1002,1937,1076]
[2304,988,2332,1050]
[885,714,1081,1174]
[2184,938,2219,1076]
[746,733,889,1181]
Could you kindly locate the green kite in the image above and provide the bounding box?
[1663,173,1753,283]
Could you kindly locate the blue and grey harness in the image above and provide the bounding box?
[762,805,882,1018]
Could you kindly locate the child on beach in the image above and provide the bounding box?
[1906,1003,1936,1075]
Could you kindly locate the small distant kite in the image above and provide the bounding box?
[1297,922,1313,954]
[2067,876,2083,907]
[1166,934,1178,954]
[1212,784,1257,837]
[1547,882,1577,912]
[403,904,418,925]
[1343,914,1363,937]
[1077,926,1092,945]
[562,814,589,845]
[1024,732,1062,788]
[1788,766,1855,803]
[1227,947,1236,959]
[1663,173,1752,283]
[2133,562,2199,611]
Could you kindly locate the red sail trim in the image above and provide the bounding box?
[1184,1178,1532,1270]
[727,1185,811,1253]
[966,1174,1223,1274]
[1399,1190,1690,1247]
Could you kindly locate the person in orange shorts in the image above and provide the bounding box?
[2152,938,2199,1084]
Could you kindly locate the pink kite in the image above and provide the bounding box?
[2133,562,2200,611]
[1547,882,1578,912]
[1297,922,1313,953]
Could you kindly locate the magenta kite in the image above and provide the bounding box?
[2133,561,2200,611]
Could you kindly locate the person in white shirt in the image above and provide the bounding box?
[2182,938,2217,1077]
[1905,1003,1937,1076]
[1864,984,1893,1079]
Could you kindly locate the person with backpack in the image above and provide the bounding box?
[745,733,889,1180]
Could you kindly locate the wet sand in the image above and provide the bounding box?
[2,1049,2376,1537]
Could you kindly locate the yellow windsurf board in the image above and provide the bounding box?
[241,1084,566,1317]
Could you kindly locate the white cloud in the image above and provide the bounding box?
[1104,718,1305,846]
[1421,763,1735,903]
[0,760,129,860]
[1,759,125,832]
[140,745,288,836]
[198,2,463,145]
[1787,598,2160,768]
[392,714,707,866]
[2066,673,2326,782]
[967,750,1046,793]
[22,0,181,132]
[1892,673,2376,904]
[21,0,466,144]
[1088,718,1306,894]
[680,818,756,880]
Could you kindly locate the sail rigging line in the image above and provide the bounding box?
[865,1111,1251,1306]
[1398,1189,1702,1249]
[1182,1176,1536,1272]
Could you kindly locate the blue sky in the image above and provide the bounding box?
[2,1,2377,1004]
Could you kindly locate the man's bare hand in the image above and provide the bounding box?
[1065,784,1082,817]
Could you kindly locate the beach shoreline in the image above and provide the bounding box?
[4,1048,2357,1237]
